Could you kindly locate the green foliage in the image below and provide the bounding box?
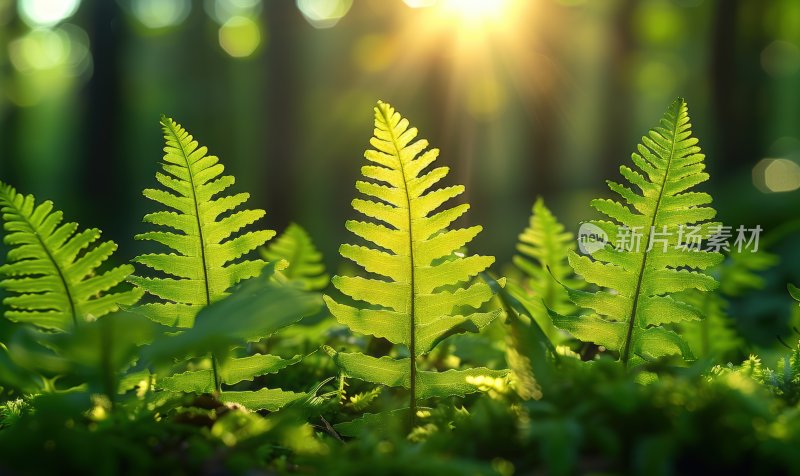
[3,100,800,475]
[710,338,800,405]
[5,309,162,398]
[129,118,317,409]
[129,116,274,329]
[509,197,582,341]
[789,283,800,305]
[261,222,329,291]
[0,183,142,331]
[0,398,28,429]
[682,249,778,360]
[323,101,506,428]
[484,273,555,401]
[552,98,723,367]
[141,264,325,411]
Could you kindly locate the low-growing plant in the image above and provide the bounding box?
[323,101,507,431]
[0,98,798,475]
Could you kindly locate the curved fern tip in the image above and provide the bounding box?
[669,97,688,113]
[375,100,394,117]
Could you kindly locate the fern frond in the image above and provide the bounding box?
[261,223,329,291]
[324,101,506,426]
[0,183,141,331]
[509,197,583,341]
[552,98,723,367]
[129,116,275,328]
[129,117,276,396]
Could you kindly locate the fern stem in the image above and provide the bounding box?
[378,104,418,429]
[164,119,222,394]
[621,102,682,368]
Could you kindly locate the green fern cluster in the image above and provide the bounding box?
[710,341,800,404]
[1,97,798,452]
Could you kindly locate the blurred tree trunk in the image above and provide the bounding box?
[82,0,124,241]
[600,0,635,181]
[711,0,767,173]
[264,1,301,230]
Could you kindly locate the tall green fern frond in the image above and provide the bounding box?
[261,223,329,291]
[509,197,583,341]
[552,98,723,368]
[0,183,142,331]
[129,117,275,328]
[323,101,506,429]
[129,117,275,395]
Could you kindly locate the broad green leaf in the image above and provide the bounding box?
[139,265,322,409]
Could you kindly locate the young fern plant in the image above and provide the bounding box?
[129,117,275,394]
[552,98,723,368]
[509,197,583,341]
[0,183,142,331]
[261,223,329,291]
[324,101,506,430]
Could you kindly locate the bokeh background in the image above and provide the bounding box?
[1,0,799,345]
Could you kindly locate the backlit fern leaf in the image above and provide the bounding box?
[552,98,723,367]
[129,117,275,328]
[0,183,141,331]
[129,117,275,394]
[510,197,583,341]
[261,223,329,291]
[324,101,506,427]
